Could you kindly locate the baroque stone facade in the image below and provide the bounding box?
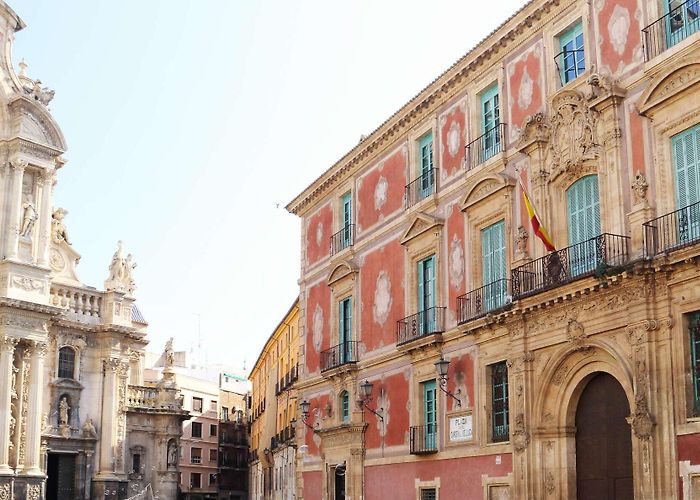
[287,0,700,498]
[0,3,188,499]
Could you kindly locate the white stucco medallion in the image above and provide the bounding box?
[518,67,534,110]
[608,5,631,56]
[374,175,388,211]
[315,222,324,247]
[312,303,323,351]
[373,271,392,325]
[449,234,464,290]
[447,120,461,157]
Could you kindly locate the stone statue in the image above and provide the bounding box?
[29,79,55,106]
[124,254,137,295]
[58,396,70,426]
[164,337,175,367]
[631,171,649,207]
[515,226,529,256]
[20,195,37,237]
[167,440,178,468]
[51,208,71,245]
[105,241,137,295]
[82,418,97,437]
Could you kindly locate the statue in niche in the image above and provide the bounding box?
[58,396,70,426]
[167,440,178,468]
[51,208,71,245]
[20,195,37,237]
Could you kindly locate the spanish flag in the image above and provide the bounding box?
[521,183,556,252]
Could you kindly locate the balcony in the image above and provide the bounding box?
[397,307,446,345]
[330,224,355,255]
[405,168,438,209]
[409,425,438,454]
[511,233,629,300]
[457,279,511,324]
[643,0,700,61]
[553,49,585,86]
[320,341,359,372]
[643,201,700,256]
[465,123,506,171]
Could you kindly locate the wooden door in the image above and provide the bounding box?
[575,372,633,500]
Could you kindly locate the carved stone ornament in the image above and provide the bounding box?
[548,90,599,177]
[51,208,71,245]
[0,482,9,500]
[631,171,649,207]
[631,393,654,439]
[0,335,20,352]
[512,412,530,453]
[26,484,41,500]
[105,241,137,295]
[566,318,587,348]
[9,158,28,173]
[517,112,550,149]
[515,225,529,256]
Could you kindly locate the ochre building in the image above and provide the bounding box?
[286,0,700,498]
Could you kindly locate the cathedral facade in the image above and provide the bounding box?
[287,0,700,498]
[0,3,187,499]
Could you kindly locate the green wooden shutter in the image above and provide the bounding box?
[567,175,601,275]
[482,221,506,310]
[417,260,425,313]
[338,300,345,347]
[481,84,501,160]
[673,125,700,209]
[419,133,434,198]
[423,380,437,449]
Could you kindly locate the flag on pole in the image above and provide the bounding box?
[521,182,556,252]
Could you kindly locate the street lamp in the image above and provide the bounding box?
[299,400,317,432]
[358,380,383,421]
[434,356,461,407]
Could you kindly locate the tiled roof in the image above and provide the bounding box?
[132,304,148,325]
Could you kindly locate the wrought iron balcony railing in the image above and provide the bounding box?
[409,424,438,454]
[643,0,700,61]
[397,307,446,345]
[320,341,359,372]
[465,123,506,171]
[330,224,355,255]
[405,168,438,209]
[643,201,700,256]
[457,279,511,324]
[511,233,629,300]
[553,48,586,86]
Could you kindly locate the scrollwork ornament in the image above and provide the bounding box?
[0,335,19,352]
[26,484,41,500]
[0,484,10,500]
[9,158,28,173]
[512,413,530,453]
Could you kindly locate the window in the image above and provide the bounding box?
[191,472,201,488]
[481,220,507,311]
[192,397,203,413]
[57,346,76,379]
[672,124,700,246]
[420,488,437,500]
[417,255,437,334]
[191,447,202,464]
[690,312,700,416]
[567,175,600,276]
[209,448,217,462]
[666,0,700,47]
[557,22,585,84]
[210,400,217,411]
[210,424,217,437]
[340,391,350,423]
[418,132,435,199]
[421,380,438,451]
[221,406,229,422]
[132,453,141,474]
[480,84,501,161]
[491,361,509,442]
[191,422,203,438]
[341,192,352,248]
[339,297,352,363]
[209,473,217,486]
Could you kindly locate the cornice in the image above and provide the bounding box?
[286,0,566,216]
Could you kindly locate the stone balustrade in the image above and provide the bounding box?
[127,384,185,412]
[50,285,103,318]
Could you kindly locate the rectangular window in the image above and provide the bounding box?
[341,391,350,423]
[491,361,509,442]
[339,297,352,363]
[211,400,217,411]
[557,22,585,84]
[221,406,229,422]
[210,424,217,437]
[422,379,437,450]
[666,0,700,48]
[191,472,201,488]
[191,422,202,438]
[192,397,203,413]
[481,220,507,311]
[341,191,353,249]
[132,453,141,474]
[421,488,437,500]
[672,124,700,247]
[209,473,217,486]
[209,448,217,462]
[417,255,437,334]
[419,132,435,199]
[480,84,501,161]
[690,312,700,416]
[191,447,202,464]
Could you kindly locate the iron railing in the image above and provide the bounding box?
[320,341,359,371]
[397,307,446,345]
[643,201,700,256]
[691,317,700,416]
[276,363,299,395]
[643,0,700,61]
[457,279,511,324]
[330,224,355,255]
[553,48,586,86]
[409,424,438,454]
[405,168,438,209]
[465,123,506,170]
[511,233,629,299]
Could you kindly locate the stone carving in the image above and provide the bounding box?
[515,225,528,256]
[548,91,598,175]
[631,171,648,206]
[105,241,137,295]
[0,482,9,500]
[20,195,37,238]
[10,276,44,292]
[649,65,700,103]
[9,158,28,173]
[545,471,555,495]
[51,208,71,245]
[552,363,568,386]
[566,318,587,348]
[81,418,96,438]
[58,396,70,425]
[164,337,175,367]
[512,413,530,452]
[167,439,178,468]
[26,79,55,106]
[517,112,550,148]
[0,336,19,352]
[26,484,41,500]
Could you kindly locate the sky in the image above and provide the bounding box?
[11,0,526,373]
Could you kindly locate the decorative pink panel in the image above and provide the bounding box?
[446,203,466,326]
[357,147,407,232]
[305,203,333,266]
[597,0,642,75]
[507,44,544,139]
[360,239,405,352]
[629,109,645,175]
[303,393,330,456]
[446,351,475,413]
[301,471,322,500]
[439,101,467,178]
[305,282,330,374]
[365,371,410,449]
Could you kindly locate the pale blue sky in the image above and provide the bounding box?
[11,0,525,372]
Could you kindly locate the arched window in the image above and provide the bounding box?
[58,346,76,379]
[340,391,350,423]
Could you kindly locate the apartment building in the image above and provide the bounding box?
[218,373,250,500]
[286,0,700,498]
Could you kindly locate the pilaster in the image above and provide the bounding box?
[35,171,53,267]
[0,335,19,473]
[97,358,119,478]
[5,159,26,261]
[20,340,46,476]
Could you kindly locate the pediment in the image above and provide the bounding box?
[400,213,443,245]
[9,96,66,152]
[639,59,700,115]
[461,173,515,211]
[327,260,358,286]
[51,378,84,390]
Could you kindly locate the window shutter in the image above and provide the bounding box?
[674,126,700,209]
[338,301,345,345]
[417,260,425,312]
[425,256,435,310]
[346,298,352,342]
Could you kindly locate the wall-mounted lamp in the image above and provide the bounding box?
[435,356,461,407]
[358,380,383,421]
[299,399,318,432]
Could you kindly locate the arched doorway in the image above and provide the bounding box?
[575,372,633,500]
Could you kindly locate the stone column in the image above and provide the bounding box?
[0,335,19,473]
[97,358,119,476]
[21,340,46,476]
[36,170,54,267]
[5,159,27,260]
